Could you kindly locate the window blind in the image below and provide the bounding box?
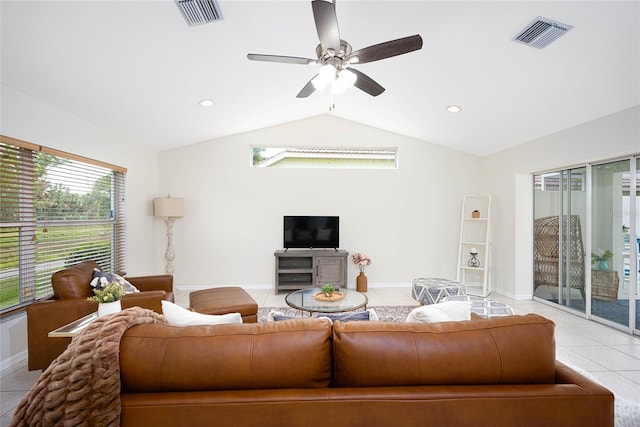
[0,136,126,312]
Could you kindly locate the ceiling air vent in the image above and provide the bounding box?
[175,0,223,26]
[512,17,573,49]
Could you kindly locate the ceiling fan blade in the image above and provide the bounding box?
[312,0,341,54]
[350,68,385,97]
[247,54,316,65]
[347,35,423,64]
[296,75,318,98]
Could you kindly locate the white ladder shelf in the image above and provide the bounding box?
[456,194,492,297]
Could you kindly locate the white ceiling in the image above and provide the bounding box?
[2,1,639,156]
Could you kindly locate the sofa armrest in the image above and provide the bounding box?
[555,361,614,396]
[26,288,172,371]
[27,299,96,371]
[126,275,173,293]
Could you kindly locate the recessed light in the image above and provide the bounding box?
[199,99,215,107]
[447,105,462,113]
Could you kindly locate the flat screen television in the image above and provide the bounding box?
[283,216,339,249]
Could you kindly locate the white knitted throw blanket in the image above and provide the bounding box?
[11,307,166,427]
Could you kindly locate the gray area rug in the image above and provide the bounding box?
[258,305,416,323]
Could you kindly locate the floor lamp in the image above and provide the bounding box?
[153,195,184,274]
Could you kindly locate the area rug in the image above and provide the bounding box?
[258,305,416,323]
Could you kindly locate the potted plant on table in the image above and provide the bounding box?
[591,249,613,271]
[87,278,125,317]
[321,284,335,297]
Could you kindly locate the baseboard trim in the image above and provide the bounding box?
[0,349,27,373]
[493,288,533,300]
[176,283,413,292]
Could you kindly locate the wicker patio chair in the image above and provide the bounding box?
[533,215,586,300]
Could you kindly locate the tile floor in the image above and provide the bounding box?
[2,287,639,426]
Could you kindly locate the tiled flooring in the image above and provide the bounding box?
[2,287,639,426]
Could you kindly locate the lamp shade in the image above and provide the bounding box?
[153,197,184,218]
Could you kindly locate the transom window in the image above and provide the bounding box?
[251,147,397,169]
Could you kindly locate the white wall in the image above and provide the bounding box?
[0,85,162,369]
[483,106,640,299]
[159,115,483,290]
[2,86,635,369]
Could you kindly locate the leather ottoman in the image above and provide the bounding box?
[189,287,258,323]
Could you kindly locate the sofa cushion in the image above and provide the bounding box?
[405,301,471,323]
[51,260,100,299]
[332,314,556,387]
[120,318,333,392]
[161,300,242,326]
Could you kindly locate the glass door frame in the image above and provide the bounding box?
[630,156,638,335]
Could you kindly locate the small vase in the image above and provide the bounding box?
[356,271,368,293]
[98,300,122,317]
[472,210,480,219]
[599,260,608,271]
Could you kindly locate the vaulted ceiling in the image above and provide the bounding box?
[2,1,638,156]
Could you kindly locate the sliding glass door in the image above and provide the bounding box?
[534,155,639,334]
[533,167,587,314]
[592,156,639,332]
[592,159,631,327]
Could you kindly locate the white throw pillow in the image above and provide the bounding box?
[405,301,472,323]
[161,300,243,326]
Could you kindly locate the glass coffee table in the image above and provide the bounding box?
[285,288,368,315]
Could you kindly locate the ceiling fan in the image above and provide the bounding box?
[247,0,423,98]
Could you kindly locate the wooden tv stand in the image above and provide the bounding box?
[274,249,348,293]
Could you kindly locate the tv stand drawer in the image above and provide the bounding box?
[278,257,313,270]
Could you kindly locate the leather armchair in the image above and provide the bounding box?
[26,260,174,371]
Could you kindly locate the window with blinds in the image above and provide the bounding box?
[0,136,126,313]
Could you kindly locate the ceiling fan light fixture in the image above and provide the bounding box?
[331,69,357,94]
[312,64,336,91]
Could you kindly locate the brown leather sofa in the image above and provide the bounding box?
[119,314,613,427]
[26,260,173,371]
